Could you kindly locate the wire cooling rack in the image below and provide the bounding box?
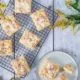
[0,0,54,73]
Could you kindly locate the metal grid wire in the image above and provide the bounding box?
[0,0,54,73]
[0,22,14,73]
[0,0,15,73]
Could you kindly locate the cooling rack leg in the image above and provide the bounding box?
[53,0,54,51]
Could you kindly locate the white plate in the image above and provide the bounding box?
[37,51,78,80]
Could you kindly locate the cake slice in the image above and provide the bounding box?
[63,64,74,74]
[19,29,40,50]
[39,59,60,80]
[0,40,13,56]
[31,9,50,31]
[15,0,32,14]
[55,73,68,80]
[1,15,20,36]
[11,56,30,77]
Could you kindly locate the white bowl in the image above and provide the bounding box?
[36,51,78,80]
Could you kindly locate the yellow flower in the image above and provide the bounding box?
[55,10,65,17]
[0,3,6,9]
[54,17,69,29]
[51,10,69,29]
[65,0,73,7]
[0,11,5,23]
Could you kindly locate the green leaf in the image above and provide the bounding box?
[53,9,80,33]
[66,14,80,20]
[70,20,76,29]
[71,3,80,11]
[74,20,80,24]
[71,0,80,12]
[66,14,80,25]
[73,24,80,34]
[65,0,80,12]
[75,0,79,4]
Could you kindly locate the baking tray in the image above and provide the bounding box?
[0,0,54,73]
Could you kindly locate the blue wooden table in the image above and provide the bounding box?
[0,0,80,80]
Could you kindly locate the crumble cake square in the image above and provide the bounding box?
[31,9,50,31]
[11,56,30,77]
[15,0,32,14]
[19,29,40,50]
[0,40,13,56]
[1,15,21,36]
